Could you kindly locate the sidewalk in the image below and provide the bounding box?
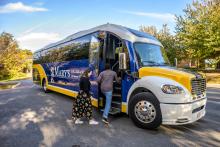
[0,81,21,89]
[207,83,220,88]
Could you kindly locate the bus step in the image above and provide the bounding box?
[109,107,121,115]
[114,87,121,93]
[100,107,121,115]
[114,87,121,90]
[111,101,121,108]
[112,93,121,98]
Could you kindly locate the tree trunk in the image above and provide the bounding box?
[189,59,192,68]
[199,59,205,69]
[196,59,200,69]
[217,61,220,69]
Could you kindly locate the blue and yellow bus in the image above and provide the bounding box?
[33,24,207,129]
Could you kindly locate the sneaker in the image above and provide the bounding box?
[89,119,99,125]
[102,117,109,124]
[75,119,84,124]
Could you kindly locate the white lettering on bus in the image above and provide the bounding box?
[51,66,71,78]
[50,66,85,79]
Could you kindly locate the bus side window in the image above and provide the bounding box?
[96,32,105,60]
[122,43,130,70]
[66,35,90,61]
[89,36,100,72]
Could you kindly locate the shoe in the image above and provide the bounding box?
[89,119,99,125]
[102,117,109,124]
[75,119,84,124]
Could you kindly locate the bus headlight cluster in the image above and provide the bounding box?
[161,84,185,94]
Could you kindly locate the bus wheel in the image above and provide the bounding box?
[129,92,162,129]
[42,79,49,93]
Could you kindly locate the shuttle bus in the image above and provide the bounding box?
[33,24,207,129]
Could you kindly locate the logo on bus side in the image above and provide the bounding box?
[50,66,85,82]
[51,66,71,78]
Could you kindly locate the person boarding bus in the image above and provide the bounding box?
[97,63,120,124]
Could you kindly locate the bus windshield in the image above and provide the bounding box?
[134,43,170,67]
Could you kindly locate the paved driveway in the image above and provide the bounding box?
[0,80,219,147]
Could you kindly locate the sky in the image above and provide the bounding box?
[0,0,192,52]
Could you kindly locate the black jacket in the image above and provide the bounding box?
[79,76,91,95]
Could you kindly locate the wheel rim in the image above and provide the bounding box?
[134,100,156,123]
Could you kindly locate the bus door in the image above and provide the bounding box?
[102,33,123,114]
[89,36,100,107]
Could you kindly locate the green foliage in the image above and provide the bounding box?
[176,0,220,68]
[0,32,32,80]
[140,24,182,65]
[140,0,220,69]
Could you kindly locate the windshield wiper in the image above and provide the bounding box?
[141,61,170,66]
[141,60,160,66]
[159,62,169,66]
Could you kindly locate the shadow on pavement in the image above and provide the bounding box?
[0,84,219,147]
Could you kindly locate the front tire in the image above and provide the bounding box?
[129,92,162,129]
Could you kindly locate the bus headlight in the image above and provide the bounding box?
[161,84,185,94]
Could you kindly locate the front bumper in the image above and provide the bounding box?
[160,98,207,125]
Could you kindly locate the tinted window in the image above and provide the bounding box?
[33,52,41,64]
[33,34,91,64]
[123,43,130,69]
[32,68,41,85]
[66,35,90,60]
[89,36,100,73]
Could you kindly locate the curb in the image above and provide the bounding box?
[11,82,21,89]
[0,81,18,85]
[0,81,21,90]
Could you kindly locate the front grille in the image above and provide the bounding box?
[191,78,206,96]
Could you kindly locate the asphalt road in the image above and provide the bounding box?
[0,79,219,147]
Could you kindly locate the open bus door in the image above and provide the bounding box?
[89,35,101,108]
[97,32,123,114]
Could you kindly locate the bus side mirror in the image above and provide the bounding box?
[119,53,127,70]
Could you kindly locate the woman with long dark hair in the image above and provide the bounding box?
[72,69,98,125]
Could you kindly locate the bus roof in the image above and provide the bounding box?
[35,23,162,53]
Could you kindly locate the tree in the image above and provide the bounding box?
[158,24,183,65]
[140,25,157,37]
[0,32,32,79]
[175,0,220,68]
